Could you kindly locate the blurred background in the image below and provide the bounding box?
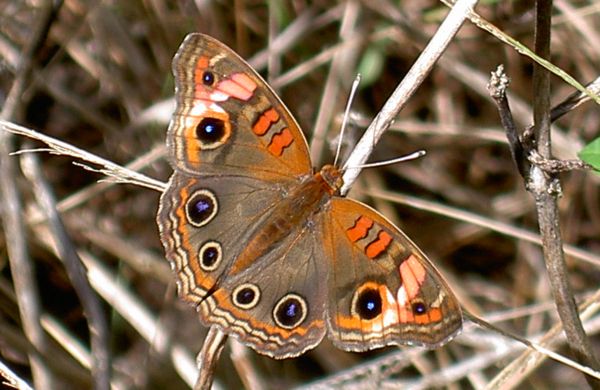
[0,1,599,388]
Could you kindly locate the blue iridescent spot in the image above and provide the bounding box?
[204,246,217,261]
[285,302,298,318]
[204,123,216,134]
[195,199,210,213]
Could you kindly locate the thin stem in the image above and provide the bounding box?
[20,152,111,390]
[194,327,228,390]
[529,1,600,387]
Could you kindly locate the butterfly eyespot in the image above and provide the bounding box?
[353,288,382,320]
[232,284,261,309]
[198,241,222,271]
[185,189,218,227]
[202,71,215,86]
[273,293,307,330]
[412,302,428,315]
[196,117,227,145]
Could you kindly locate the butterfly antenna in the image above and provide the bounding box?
[349,150,426,169]
[334,73,361,168]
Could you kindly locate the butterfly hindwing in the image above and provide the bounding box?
[199,217,330,359]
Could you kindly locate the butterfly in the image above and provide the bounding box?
[157,33,462,359]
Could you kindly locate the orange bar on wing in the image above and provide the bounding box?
[427,307,443,322]
[253,107,280,135]
[346,216,373,242]
[183,125,201,164]
[267,128,293,156]
[193,56,210,85]
[365,231,392,258]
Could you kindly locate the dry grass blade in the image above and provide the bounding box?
[485,289,600,388]
[20,151,111,389]
[0,358,33,390]
[0,120,165,192]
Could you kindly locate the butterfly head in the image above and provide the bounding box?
[318,164,344,195]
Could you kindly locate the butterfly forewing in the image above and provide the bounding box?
[168,33,312,180]
[323,198,462,351]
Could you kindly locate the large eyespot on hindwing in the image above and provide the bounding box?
[272,293,308,330]
[232,283,261,310]
[195,111,231,150]
[198,240,222,271]
[351,283,383,321]
[185,189,218,228]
